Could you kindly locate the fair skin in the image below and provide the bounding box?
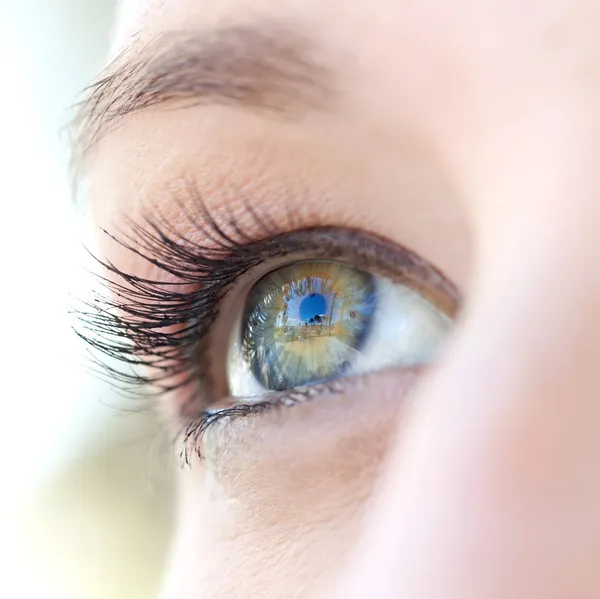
[77,1,600,597]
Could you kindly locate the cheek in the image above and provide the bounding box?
[161,370,414,598]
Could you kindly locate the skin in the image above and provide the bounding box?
[83,0,600,597]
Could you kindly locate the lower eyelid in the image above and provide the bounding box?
[180,380,342,465]
[181,366,423,467]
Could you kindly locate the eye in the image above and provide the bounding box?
[227,259,453,397]
[76,210,460,444]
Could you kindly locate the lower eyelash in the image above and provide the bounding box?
[179,379,346,465]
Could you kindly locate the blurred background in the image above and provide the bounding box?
[0,2,174,597]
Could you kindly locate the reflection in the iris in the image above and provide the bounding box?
[242,262,377,390]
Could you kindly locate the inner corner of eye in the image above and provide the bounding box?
[221,259,455,401]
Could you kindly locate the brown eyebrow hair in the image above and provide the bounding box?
[71,21,333,163]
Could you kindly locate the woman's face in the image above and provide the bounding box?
[78,1,600,597]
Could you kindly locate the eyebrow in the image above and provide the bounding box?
[72,21,333,160]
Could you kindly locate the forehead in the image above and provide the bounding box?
[92,0,473,172]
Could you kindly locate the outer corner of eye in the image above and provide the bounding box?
[224,258,456,400]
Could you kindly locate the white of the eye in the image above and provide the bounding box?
[227,313,269,398]
[226,276,452,398]
[347,276,452,377]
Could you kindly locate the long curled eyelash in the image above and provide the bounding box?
[76,199,298,399]
[74,199,361,458]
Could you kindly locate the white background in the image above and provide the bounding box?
[0,2,173,597]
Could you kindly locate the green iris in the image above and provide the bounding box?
[240,261,377,390]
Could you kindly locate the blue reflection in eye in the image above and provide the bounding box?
[299,293,327,323]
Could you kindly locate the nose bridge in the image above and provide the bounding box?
[336,165,600,598]
[445,106,600,475]
[336,241,600,599]
[436,248,600,501]
[435,147,600,497]
[405,231,600,596]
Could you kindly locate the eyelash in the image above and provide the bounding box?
[76,197,458,463]
[77,200,299,393]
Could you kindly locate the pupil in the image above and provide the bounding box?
[299,293,327,323]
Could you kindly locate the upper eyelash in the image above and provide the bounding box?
[74,197,365,407]
[75,199,296,402]
[74,198,358,456]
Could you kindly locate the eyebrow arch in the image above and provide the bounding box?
[72,21,333,160]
